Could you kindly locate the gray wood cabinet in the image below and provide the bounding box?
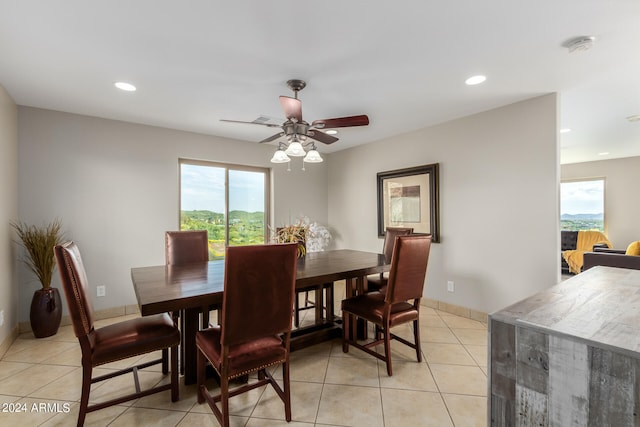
[489,266,640,426]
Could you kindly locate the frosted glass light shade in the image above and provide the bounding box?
[303,149,323,163]
[284,141,305,157]
[270,149,291,163]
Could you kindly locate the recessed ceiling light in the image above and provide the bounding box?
[325,130,338,135]
[115,82,136,92]
[627,115,640,122]
[598,152,610,156]
[465,75,486,86]
[560,128,572,133]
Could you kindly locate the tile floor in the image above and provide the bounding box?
[0,281,488,426]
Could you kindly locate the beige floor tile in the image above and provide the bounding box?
[279,354,329,383]
[421,327,460,344]
[190,381,265,417]
[324,355,380,387]
[252,381,322,423]
[107,406,187,426]
[87,369,167,406]
[423,343,476,365]
[441,316,487,330]
[0,364,76,396]
[381,388,453,427]
[316,384,383,427]
[28,367,82,401]
[2,341,77,364]
[420,314,448,328]
[46,346,82,367]
[451,328,488,346]
[40,402,128,427]
[443,393,487,427]
[465,344,488,367]
[429,364,487,396]
[378,360,438,392]
[178,412,248,427]
[2,307,490,426]
[0,361,32,382]
[0,396,61,426]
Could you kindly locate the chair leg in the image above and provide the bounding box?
[384,325,393,376]
[171,344,179,402]
[197,348,206,404]
[78,362,92,427]
[342,311,350,353]
[220,375,230,427]
[161,348,168,374]
[283,361,292,422]
[413,319,422,362]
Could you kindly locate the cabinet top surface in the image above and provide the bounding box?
[490,266,640,355]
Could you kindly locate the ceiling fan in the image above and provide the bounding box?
[221,79,370,146]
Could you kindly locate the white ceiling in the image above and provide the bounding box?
[1,1,639,164]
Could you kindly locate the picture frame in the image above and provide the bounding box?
[377,163,440,242]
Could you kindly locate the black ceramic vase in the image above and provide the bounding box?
[30,287,62,338]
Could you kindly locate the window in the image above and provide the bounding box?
[179,159,269,259]
[560,178,605,232]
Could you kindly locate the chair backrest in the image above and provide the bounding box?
[382,227,414,263]
[54,241,95,338]
[385,234,432,304]
[165,230,209,265]
[221,243,298,346]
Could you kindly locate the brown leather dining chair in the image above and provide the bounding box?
[55,241,180,427]
[165,230,210,373]
[342,234,432,376]
[366,227,413,293]
[196,242,298,427]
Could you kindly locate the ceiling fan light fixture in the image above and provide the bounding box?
[325,130,338,135]
[270,149,291,163]
[303,148,323,163]
[285,141,305,157]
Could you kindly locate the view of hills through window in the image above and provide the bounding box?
[180,162,267,259]
[560,179,605,232]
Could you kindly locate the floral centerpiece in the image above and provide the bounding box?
[271,215,332,257]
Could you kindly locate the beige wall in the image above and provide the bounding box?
[327,94,560,314]
[0,85,18,347]
[17,107,329,321]
[561,156,640,249]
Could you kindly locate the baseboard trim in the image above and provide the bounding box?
[18,304,141,334]
[0,325,20,359]
[423,298,488,324]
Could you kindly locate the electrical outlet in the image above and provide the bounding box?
[447,281,455,292]
[97,286,106,297]
[0,309,4,326]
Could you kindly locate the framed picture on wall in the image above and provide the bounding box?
[377,163,440,242]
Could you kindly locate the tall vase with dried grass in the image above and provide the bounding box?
[12,219,64,338]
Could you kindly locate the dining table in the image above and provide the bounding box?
[131,249,388,384]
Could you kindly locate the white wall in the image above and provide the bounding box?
[17,107,328,321]
[561,156,640,249]
[328,94,560,314]
[0,85,18,346]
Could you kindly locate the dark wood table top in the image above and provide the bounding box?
[132,249,388,316]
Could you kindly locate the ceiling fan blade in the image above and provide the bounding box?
[311,115,369,129]
[308,130,339,145]
[220,119,281,128]
[279,96,302,122]
[259,133,284,144]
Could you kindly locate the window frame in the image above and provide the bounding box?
[178,158,271,249]
[560,177,606,233]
